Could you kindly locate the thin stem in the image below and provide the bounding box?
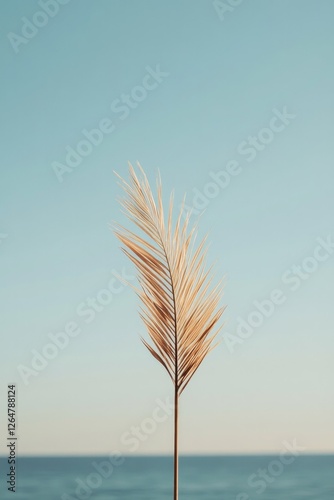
[174,387,179,500]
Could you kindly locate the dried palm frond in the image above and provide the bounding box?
[114,164,225,500]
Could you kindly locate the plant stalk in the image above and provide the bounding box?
[174,387,179,500]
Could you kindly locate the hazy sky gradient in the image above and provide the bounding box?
[0,0,333,455]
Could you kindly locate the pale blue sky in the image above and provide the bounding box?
[0,0,333,455]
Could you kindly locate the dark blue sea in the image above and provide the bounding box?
[0,456,333,499]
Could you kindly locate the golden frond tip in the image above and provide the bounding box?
[114,163,225,396]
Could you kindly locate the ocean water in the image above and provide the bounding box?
[0,455,333,499]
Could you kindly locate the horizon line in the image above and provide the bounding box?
[1,452,334,459]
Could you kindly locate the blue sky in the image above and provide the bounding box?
[0,0,333,455]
